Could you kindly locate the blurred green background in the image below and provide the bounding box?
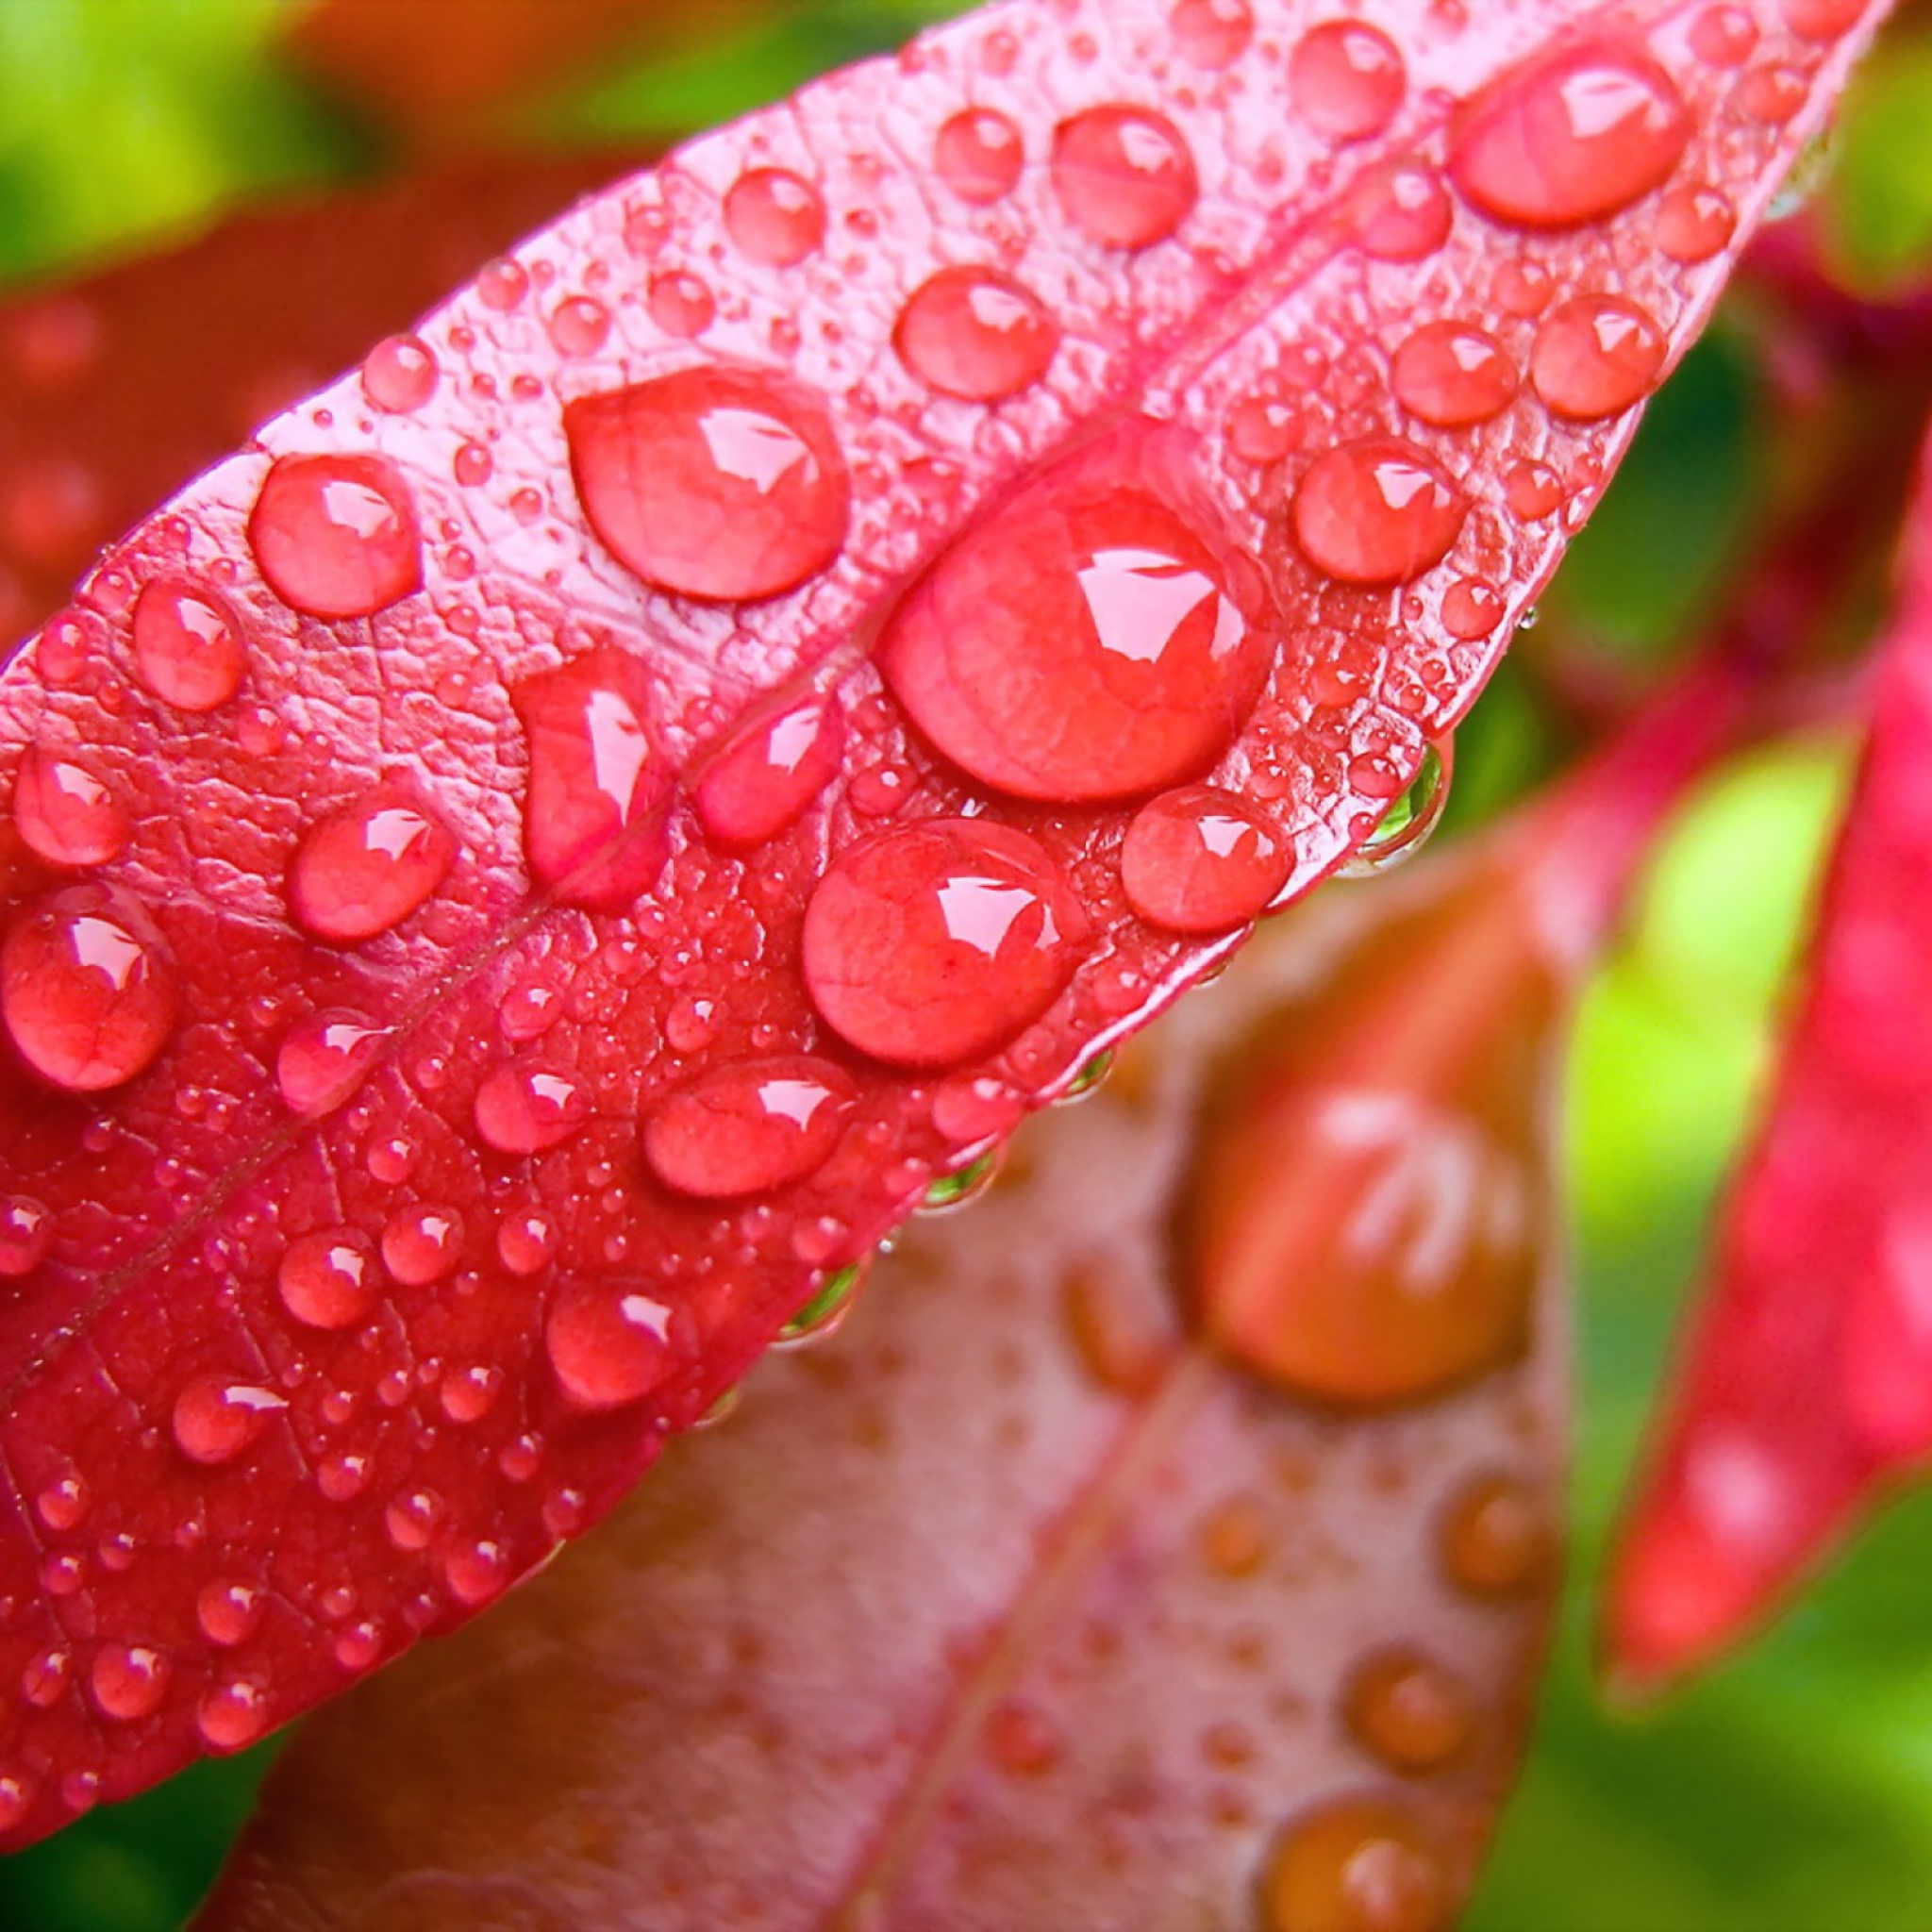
[2,4,1931,1927]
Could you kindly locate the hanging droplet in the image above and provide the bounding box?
[276,1229,377,1330]
[775,1259,868,1345]
[129,578,247,712]
[381,1205,463,1286]
[0,1195,53,1277]
[1341,742,1452,875]
[1051,107,1198,250]
[923,1146,1001,1212]
[1449,41,1691,228]
[172,1376,286,1466]
[724,168,826,267]
[565,365,850,601]
[1262,1794,1452,1932]
[803,819,1090,1067]
[644,1056,858,1198]
[1,885,177,1091]
[1391,323,1519,427]
[893,267,1058,403]
[287,784,457,944]
[1293,440,1466,586]
[360,334,439,413]
[247,453,422,621]
[1289,20,1406,142]
[1121,786,1289,932]
[276,1010,382,1116]
[1531,295,1667,421]
[1063,1048,1116,1102]
[936,108,1024,203]
[1345,1649,1476,1773]
[11,745,129,869]
[475,1062,591,1155]
[692,691,843,850]
[546,1283,677,1410]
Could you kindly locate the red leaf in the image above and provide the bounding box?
[1607,416,1932,1687]
[0,0,1884,1841]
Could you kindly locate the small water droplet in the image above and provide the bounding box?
[360,333,439,413]
[1655,184,1737,262]
[693,691,842,850]
[1737,62,1807,125]
[546,1283,677,1410]
[477,257,530,310]
[1504,462,1562,521]
[288,784,456,944]
[1122,786,1289,932]
[1171,0,1253,68]
[1531,294,1666,421]
[22,1647,70,1707]
[986,1696,1062,1774]
[1441,577,1504,641]
[1690,5,1758,66]
[1342,742,1452,875]
[724,168,826,267]
[384,1487,443,1551]
[1440,1474,1550,1598]
[13,745,129,868]
[1200,1493,1271,1576]
[1062,1264,1172,1394]
[381,1205,463,1286]
[496,1207,558,1275]
[196,1580,265,1648]
[276,1010,382,1117]
[444,1540,509,1606]
[648,269,715,339]
[129,578,247,712]
[475,1061,591,1155]
[172,1376,285,1466]
[1290,21,1406,142]
[936,107,1024,203]
[90,1643,170,1722]
[1293,439,1466,586]
[1228,391,1304,463]
[924,1146,1002,1212]
[645,1055,857,1198]
[1391,323,1518,427]
[0,1772,35,1833]
[440,1363,502,1424]
[1346,162,1454,261]
[277,1229,375,1330]
[1345,1649,1475,1773]
[198,1679,268,1753]
[247,453,422,621]
[1052,106,1198,250]
[547,294,610,357]
[453,441,492,488]
[894,267,1058,402]
[1263,1794,1451,1932]
[333,1620,382,1671]
[35,1474,87,1533]
[0,1196,53,1277]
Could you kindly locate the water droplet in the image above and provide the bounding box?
[1347,163,1454,261]
[1293,439,1466,586]
[1200,1493,1271,1576]
[546,1283,677,1410]
[196,1580,264,1648]
[36,1474,86,1532]
[923,1147,1001,1212]
[1690,6,1758,65]
[276,1010,382,1117]
[1122,786,1289,932]
[1052,107,1198,249]
[287,784,456,944]
[1504,461,1562,521]
[724,168,826,267]
[1346,1649,1475,1773]
[1228,391,1304,463]
[1441,577,1504,641]
[1342,742,1452,875]
[12,745,128,870]
[803,819,1089,1067]
[440,1363,502,1424]
[22,1647,70,1707]
[477,257,530,310]
[475,1061,591,1155]
[360,333,439,413]
[0,1772,35,1833]
[318,1453,371,1502]
[381,1205,463,1286]
[384,1487,443,1551]
[172,1376,285,1466]
[1263,1794,1451,1932]
[198,1679,268,1753]
[1654,184,1737,263]
[1062,1265,1172,1394]
[565,365,849,601]
[936,108,1024,203]
[986,1697,1062,1774]
[547,294,610,357]
[648,269,715,339]
[1290,21,1406,141]
[1783,0,1863,37]
[882,467,1269,800]
[894,267,1058,402]
[333,1620,382,1671]
[2,884,177,1091]
[693,691,842,850]
[1171,0,1253,68]
[276,1229,376,1330]
[644,1055,858,1198]
[0,1195,52,1277]
[1450,40,1691,228]
[772,1260,863,1348]
[1440,1474,1550,1598]
[454,441,492,488]
[1738,63,1807,125]
[247,453,422,621]
[1391,323,1518,427]
[128,577,246,712]
[1531,294,1666,421]
[444,1540,508,1607]
[90,1644,170,1722]
[511,650,669,911]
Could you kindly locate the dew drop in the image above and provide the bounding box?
[475,1061,591,1155]
[724,167,826,267]
[318,1453,371,1503]
[334,1621,382,1672]
[477,256,530,310]
[1121,786,1288,933]
[1345,1649,1475,1773]
[0,1196,53,1277]
[1263,1794,1451,1932]
[1171,0,1253,68]
[381,1205,463,1286]
[547,294,610,357]
[444,1540,508,1607]
[1293,439,1466,586]
[277,1229,376,1330]
[936,108,1024,203]
[1227,392,1304,463]
[90,1643,170,1722]
[1655,184,1737,263]
[648,270,715,339]
[565,364,849,602]
[1062,1265,1173,1395]
[130,578,247,711]
[384,1488,443,1551]
[1690,5,1757,66]
[360,333,439,413]
[803,819,1089,1067]
[644,1055,858,1198]
[1347,163,1454,261]
[894,267,1058,403]
[546,1283,677,1410]
[276,1010,382,1116]
[440,1363,502,1424]
[1200,1493,1271,1576]
[1531,294,1666,421]
[1782,0,1863,38]
[882,469,1269,801]
[1449,40,1691,228]
[1289,21,1406,141]
[1441,578,1504,641]
[774,1260,865,1347]
[1504,461,1562,520]
[497,1207,558,1275]
[693,691,842,850]
[288,784,456,944]
[196,1580,265,1648]
[1052,107,1198,250]
[499,981,560,1043]
[247,453,422,621]
[22,1647,70,1707]
[1391,323,1519,427]
[198,1679,268,1753]
[1342,742,1452,875]
[0,1773,35,1833]
[1,885,177,1092]
[511,650,669,911]
[172,1376,285,1466]
[1440,1474,1551,1598]
[1737,63,1807,125]
[36,1474,86,1533]
[923,1147,1001,1212]
[453,441,492,488]
[11,745,127,870]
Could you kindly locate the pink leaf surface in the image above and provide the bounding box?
[0,0,1885,1840]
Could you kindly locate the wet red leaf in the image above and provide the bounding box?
[0,0,1885,1841]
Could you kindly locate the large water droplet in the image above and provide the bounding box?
[894,267,1058,402]
[0,1195,52,1276]
[247,453,422,621]
[276,1009,382,1116]
[172,1375,286,1466]
[1450,41,1691,228]
[12,745,128,869]
[1345,1649,1475,1773]
[546,1283,677,1410]
[724,167,826,266]
[1289,21,1406,141]
[1391,324,1519,427]
[475,1061,591,1155]
[1292,439,1466,586]
[936,108,1024,203]
[644,1056,858,1198]
[881,466,1269,801]
[1531,294,1666,421]
[360,334,439,414]
[564,365,849,602]
[1121,786,1289,932]
[287,784,456,944]
[692,691,842,850]
[381,1205,463,1286]
[1263,1794,1451,1932]
[803,819,1089,1067]
[90,1644,171,1723]
[511,650,669,911]
[2,885,176,1091]
[1171,0,1253,68]
[1052,107,1198,249]
[277,1229,376,1330]
[130,578,247,712]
